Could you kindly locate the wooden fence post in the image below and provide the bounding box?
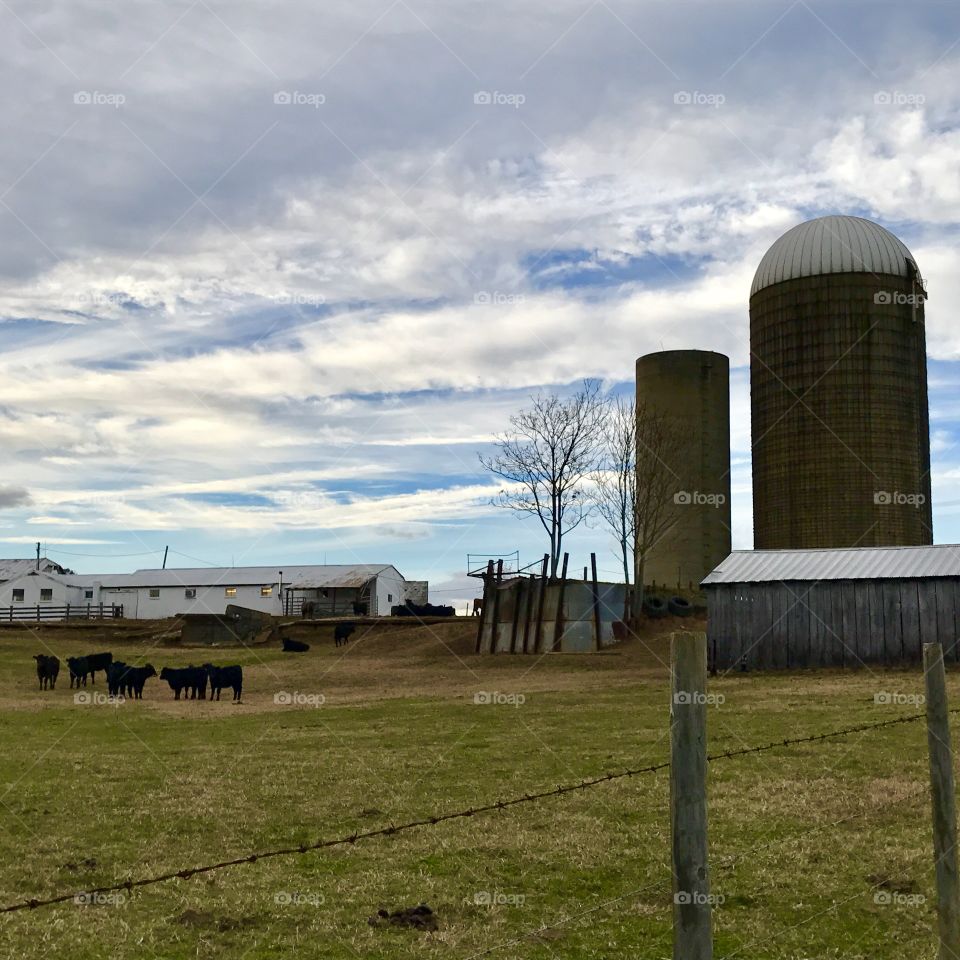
[509,579,524,654]
[475,561,495,654]
[533,554,548,654]
[489,560,503,654]
[924,642,960,959]
[590,553,602,652]
[552,553,569,652]
[671,631,713,960]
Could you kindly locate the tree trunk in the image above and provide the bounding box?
[630,554,645,626]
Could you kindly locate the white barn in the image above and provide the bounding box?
[0,563,418,621]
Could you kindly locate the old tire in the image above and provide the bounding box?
[644,596,667,619]
[668,596,693,617]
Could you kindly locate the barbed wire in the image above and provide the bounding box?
[0,707,940,916]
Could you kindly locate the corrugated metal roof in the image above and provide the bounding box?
[77,564,398,589]
[702,545,960,585]
[0,558,72,581]
[751,215,918,296]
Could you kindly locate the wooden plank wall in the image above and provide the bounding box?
[706,577,960,669]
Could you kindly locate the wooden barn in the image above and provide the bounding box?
[702,545,960,670]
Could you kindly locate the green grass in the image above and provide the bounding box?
[0,621,944,958]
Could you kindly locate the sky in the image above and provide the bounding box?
[3,1,960,610]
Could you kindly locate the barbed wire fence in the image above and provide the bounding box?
[0,634,954,959]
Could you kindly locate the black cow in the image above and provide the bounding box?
[34,654,60,690]
[159,666,207,700]
[85,652,113,683]
[107,661,127,697]
[352,601,367,616]
[67,656,91,688]
[203,664,242,702]
[126,665,156,699]
[282,637,310,653]
[334,622,355,647]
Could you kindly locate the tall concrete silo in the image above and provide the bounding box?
[635,350,732,589]
[750,215,932,549]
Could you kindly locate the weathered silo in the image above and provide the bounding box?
[750,215,932,549]
[635,350,732,589]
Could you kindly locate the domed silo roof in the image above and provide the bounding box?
[751,215,920,296]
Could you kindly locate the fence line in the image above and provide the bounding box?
[0,708,940,916]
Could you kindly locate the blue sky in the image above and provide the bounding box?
[2,1,960,609]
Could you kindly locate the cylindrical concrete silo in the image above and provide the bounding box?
[635,350,732,589]
[750,215,932,549]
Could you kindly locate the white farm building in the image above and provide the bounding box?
[0,562,423,621]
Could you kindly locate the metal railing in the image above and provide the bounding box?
[0,603,124,622]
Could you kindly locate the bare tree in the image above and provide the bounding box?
[480,381,604,578]
[591,397,637,589]
[591,397,688,623]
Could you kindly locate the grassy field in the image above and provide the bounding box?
[0,616,944,958]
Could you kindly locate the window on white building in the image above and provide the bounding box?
[40,589,53,601]
[84,590,93,600]
[225,587,237,598]
[148,588,160,599]
[260,586,273,597]
[185,588,196,599]
[12,589,23,603]
[387,593,393,602]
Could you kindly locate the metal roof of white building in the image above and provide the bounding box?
[702,545,960,585]
[751,215,918,296]
[0,558,72,581]
[73,564,398,589]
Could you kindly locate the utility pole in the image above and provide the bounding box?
[162,546,168,569]
[36,542,40,571]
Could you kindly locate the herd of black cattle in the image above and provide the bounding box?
[32,653,243,701]
[29,620,360,703]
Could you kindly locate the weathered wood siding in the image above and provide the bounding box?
[707,578,960,669]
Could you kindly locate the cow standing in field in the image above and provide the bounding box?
[67,656,91,688]
[204,664,242,702]
[34,655,60,690]
[159,666,207,700]
[85,652,113,683]
[334,622,355,647]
